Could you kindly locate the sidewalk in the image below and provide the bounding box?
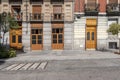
[0,50,120,62]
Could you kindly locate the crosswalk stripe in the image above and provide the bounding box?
[1,64,18,71]
[37,62,48,70]
[28,63,40,70]
[19,63,33,70]
[10,64,25,70]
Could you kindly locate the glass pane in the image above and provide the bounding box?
[53,40,57,43]
[38,40,42,44]
[52,29,56,33]
[38,15,41,19]
[12,35,16,43]
[18,35,22,43]
[87,32,90,40]
[35,29,38,34]
[59,28,63,33]
[32,35,36,39]
[39,29,43,34]
[56,29,59,33]
[38,35,42,39]
[53,35,57,39]
[58,40,63,43]
[32,40,36,44]
[59,34,62,39]
[34,14,37,19]
[92,32,94,40]
[31,29,35,34]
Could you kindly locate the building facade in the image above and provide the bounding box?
[0,0,74,51]
[0,0,120,51]
[74,0,120,50]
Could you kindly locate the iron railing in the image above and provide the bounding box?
[51,13,64,21]
[30,13,43,21]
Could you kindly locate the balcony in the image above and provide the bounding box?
[84,4,100,16]
[9,0,22,4]
[11,13,22,21]
[30,0,43,4]
[106,4,120,16]
[30,13,43,21]
[51,13,64,21]
[51,0,64,4]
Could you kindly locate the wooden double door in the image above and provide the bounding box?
[31,23,43,50]
[86,27,97,49]
[10,28,22,49]
[52,28,64,49]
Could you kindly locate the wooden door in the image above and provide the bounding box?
[52,28,64,49]
[10,28,22,49]
[86,27,96,49]
[31,28,43,50]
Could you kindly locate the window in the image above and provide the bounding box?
[92,32,94,40]
[38,35,42,44]
[18,35,22,43]
[109,42,117,49]
[31,28,43,44]
[32,35,36,44]
[87,32,90,40]
[12,35,16,43]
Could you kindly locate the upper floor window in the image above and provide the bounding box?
[86,0,97,9]
[51,0,64,4]
[9,0,22,4]
[30,0,43,4]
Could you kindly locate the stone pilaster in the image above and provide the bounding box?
[22,22,31,52]
[43,22,52,50]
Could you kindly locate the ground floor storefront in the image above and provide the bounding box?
[1,16,120,51]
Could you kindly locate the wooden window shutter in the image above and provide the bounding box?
[32,5,41,13]
[53,5,62,13]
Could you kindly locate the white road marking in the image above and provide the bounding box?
[10,64,25,70]
[19,63,33,70]
[37,62,48,70]
[28,63,40,70]
[1,64,18,71]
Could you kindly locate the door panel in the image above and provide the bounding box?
[86,27,96,49]
[10,28,22,49]
[52,28,64,50]
[31,28,43,50]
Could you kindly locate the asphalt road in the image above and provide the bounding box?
[0,59,120,80]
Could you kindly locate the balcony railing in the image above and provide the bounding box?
[11,13,22,21]
[51,0,64,4]
[106,4,120,16]
[84,4,100,16]
[9,0,22,4]
[51,13,64,21]
[30,13,43,21]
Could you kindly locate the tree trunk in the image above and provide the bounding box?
[2,33,5,47]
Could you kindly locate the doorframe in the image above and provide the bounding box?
[51,22,64,50]
[85,18,97,50]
